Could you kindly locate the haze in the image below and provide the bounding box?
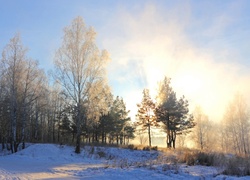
[1,0,250,121]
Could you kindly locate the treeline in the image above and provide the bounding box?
[0,17,134,153]
[189,93,250,155]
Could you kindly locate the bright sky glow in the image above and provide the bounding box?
[1,0,250,121]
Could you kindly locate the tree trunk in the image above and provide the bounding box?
[166,114,171,148]
[95,131,98,142]
[75,102,82,154]
[166,133,171,148]
[11,107,17,153]
[72,132,75,142]
[75,133,81,153]
[148,124,151,147]
[34,109,38,142]
[173,131,176,149]
[101,131,104,143]
[1,137,5,150]
[21,106,27,149]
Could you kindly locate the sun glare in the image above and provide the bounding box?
[174,73,203,95]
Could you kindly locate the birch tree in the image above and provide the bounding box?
[192,106,210,150]
[1,34,47,151]
[221,93,250,154]
[1,34,26,152]
[19,59,46,149]
[54,16,110,153]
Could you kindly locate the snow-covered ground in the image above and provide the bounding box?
[0,144,249,179]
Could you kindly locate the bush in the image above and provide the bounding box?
[196,152,215,166]
[176,150,226,167]
[223,156,250,176]
[185,152,196,166]
[151,146,158,151]
[97,151,106,158]
[143,146,151,151]
[142,146,158,151]
[127,144,137,150]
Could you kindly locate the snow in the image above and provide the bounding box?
[0,144,249,179]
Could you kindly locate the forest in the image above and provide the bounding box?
[0,16,250,157]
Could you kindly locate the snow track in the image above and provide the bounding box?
[0,169,26,180]
[0,144,250,179]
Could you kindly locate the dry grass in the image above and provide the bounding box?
[84,143,250,176]
[169,148,250,176]
[223,156,250,176]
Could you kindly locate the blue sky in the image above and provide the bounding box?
[1,0,250,120]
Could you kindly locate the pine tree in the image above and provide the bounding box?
[59,113,72,143]
[110,96,131,145]
[155,77,195,148]
[136,89,158,147]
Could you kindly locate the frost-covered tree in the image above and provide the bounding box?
[192,106,210,150]
[1,34,26,152]
[221,93,250,154]
[53,17,110,153]
[0,34,46,152]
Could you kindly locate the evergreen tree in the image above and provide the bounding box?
[59,113,72,143]
[155,77,195,148]
[136,89,158,147]
[123,124,136,144]
[110,96,131,145]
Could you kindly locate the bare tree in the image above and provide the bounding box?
[1,34,47,152]
[136,129,148,145]
[1,34,26,152]
[54,17,109,153]
[192,106,210,150]
[221,93,250,155]
[19,59,46,149]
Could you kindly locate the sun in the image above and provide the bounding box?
[173,72,203,96]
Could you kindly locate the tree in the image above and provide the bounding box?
[136,89,158,147]
[85,81,112,143]
[155,77,195,148]
[109,96,131,145]
[19,59,46,149]
[221,93,250,154]
[123,123,135,145]
[54,16,110,153]
[0,34,47,152]
[1,34,26,153]
[59,112,72,143]
[0,77,9,150]
[136,129,148,145]
[192,106,210,150]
